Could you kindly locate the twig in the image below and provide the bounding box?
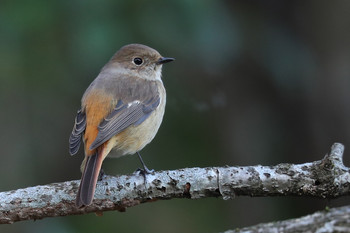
[223,205,350,233]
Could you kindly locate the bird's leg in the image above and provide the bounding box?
[98,168,105,181]
[137,151,155,175]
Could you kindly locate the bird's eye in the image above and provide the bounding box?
[133,57,143,66]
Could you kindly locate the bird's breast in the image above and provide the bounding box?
[106,84,166,158]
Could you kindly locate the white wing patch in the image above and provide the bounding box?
[128,100,140,107]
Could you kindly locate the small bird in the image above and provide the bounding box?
[69,44,174,207]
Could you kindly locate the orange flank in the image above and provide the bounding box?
[82,90,114,156]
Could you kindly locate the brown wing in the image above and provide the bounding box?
[89,96,160,150]
[82,73,161,153]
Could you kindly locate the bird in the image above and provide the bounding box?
[69,44,174,207]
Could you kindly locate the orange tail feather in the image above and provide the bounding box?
[76,149,104,207]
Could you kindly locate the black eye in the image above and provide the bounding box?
[133,57,143,65]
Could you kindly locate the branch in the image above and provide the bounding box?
[0,143,349,224]
[223,205,350,233]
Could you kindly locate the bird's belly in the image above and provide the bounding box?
[105,101,165,158]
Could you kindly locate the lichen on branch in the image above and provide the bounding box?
[0,143,349,224]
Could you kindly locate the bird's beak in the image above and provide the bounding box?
[157,57,175,65]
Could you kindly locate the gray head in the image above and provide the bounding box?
[104,44,174,80]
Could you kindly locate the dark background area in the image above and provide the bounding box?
[1,1,350,232]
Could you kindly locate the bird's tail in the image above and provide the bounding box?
[76,149,104,208]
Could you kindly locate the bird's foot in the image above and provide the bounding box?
[135,166,155,176]
[98,169,106,181]
[134,166,155,188]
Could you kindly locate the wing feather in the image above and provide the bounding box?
[69,109,86,155]
[89,96,160,150]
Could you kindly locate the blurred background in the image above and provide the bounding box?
[1,0,350,232]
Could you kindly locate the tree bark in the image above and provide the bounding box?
[0,143,349,226]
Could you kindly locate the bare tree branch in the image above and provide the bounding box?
[0,143,349,224]
[223,205,350,233]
